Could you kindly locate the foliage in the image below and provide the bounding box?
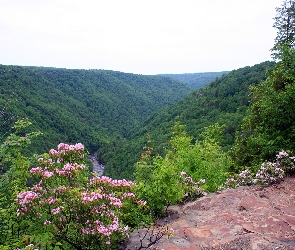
[134,122,231,217]
[0,119,41,249]
[230,1,295,169]
[159,71,229,89]
[272,0,295,58]
[225,151,295,188]
[230,47,295,167]
[103,62,274,180]
[0,65,192,153]
[15,143,150,250]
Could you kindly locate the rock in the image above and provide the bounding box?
[124,178,295,249]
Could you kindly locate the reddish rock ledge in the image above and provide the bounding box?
[124,177,295,250]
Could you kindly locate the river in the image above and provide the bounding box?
[89,154,105,176]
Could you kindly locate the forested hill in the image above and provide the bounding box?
[101,61,275,180]
[159,71,229,89]
[0,65,192,153]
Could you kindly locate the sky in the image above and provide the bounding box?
[0,0,283,75]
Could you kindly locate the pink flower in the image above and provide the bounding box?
[16,191,39,206]
[58,143,69,151]
[31,184,42,192]
[62,163,75,171]
[30,167,42,174]
[42,171,54,178]
[51,206,64,215]
[124,192,135,199]
[137,200,147,206]
[74,143,84,150]
[44,220,51,225]
[45,197,57,204]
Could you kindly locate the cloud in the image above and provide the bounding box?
[0,0,282,74]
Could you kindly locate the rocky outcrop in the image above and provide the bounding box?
[125,177,295,249]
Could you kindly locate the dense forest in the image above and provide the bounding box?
[1,0,295,249]
[0,66,192,153]
[159,71,229,89]
[101,61,275,179]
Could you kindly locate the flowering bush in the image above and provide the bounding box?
[15,143,148,250]
[225,151,295,188]
[225,169,253,188]
[135,123,229,218]
[180,171,206,202]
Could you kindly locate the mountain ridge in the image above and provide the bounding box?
[0,64,192,153]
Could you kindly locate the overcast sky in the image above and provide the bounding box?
[1,0,283,75]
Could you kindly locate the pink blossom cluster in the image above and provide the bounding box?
[51,206,64,215]
[81,191,103,203]
[30,167,42,174]
[37,158,54,166]
[225,169,252,188]
[180,171,206,198]
[43,197,57,204]
[42,171,54,178]
[81,192,123,207]
[16,191,39,215]
[180,171,205,185]
[44,220,51,225]
[58,142,84,151]
[31,182,43,192]
[15,142,146,248]
[53,163,86,176]
[225,151,295,188]
[275,151,295,172]
[137,200,147,206]
[123,192,136,199]
[253,162,285,185]
[81,216,120,238]
[89,176,135,187]
[31,165,85,178]
[16,191,39,206]
[46,143,85,163]
[48,143,85,157]
[276,151,289,159]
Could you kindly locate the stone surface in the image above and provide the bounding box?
[124,178,295,249]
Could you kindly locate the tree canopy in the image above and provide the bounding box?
[0,65,192,153]
[272,0,295,58]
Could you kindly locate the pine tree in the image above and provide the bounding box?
[272,0,295,58]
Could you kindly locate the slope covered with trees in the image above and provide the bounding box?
[101,61,275,179]
[159,71,229,89]
[0,65,192,153]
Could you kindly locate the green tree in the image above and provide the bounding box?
[231,47,295,169]
[0,119,41,249]
[134,123,231,217]
[272,0,295,58]
[231,1,295,169]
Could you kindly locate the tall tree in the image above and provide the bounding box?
[272,0,295,58]
[231,0,295,169]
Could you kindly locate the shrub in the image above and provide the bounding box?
[15,143,150,250]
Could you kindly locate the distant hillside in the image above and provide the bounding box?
[0,65,192,153]
[101,61,275,180]
[159,71,229,89]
